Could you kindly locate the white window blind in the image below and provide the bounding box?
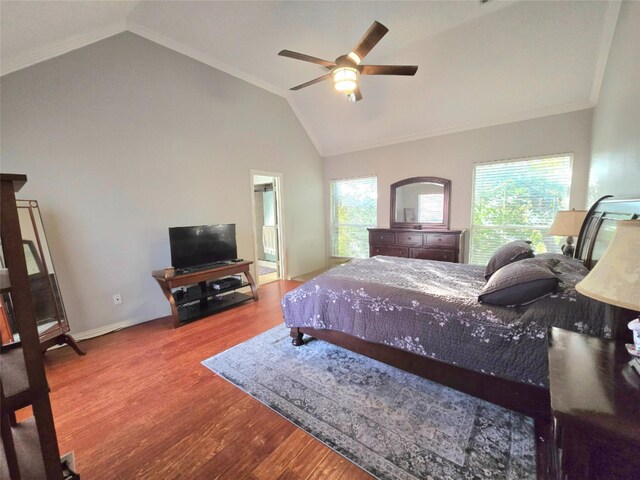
[330,176,377,258]
[470,155,573,265]
[418,193,444,223]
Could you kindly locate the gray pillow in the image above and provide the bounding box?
[484,240,534,280]
[479,258,559,306]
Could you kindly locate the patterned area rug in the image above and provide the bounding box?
[202,327,536,480]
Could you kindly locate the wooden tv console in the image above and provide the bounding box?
[152,261,258,328]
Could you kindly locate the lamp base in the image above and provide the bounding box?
[561,235,575,257]
[629,318,640,354]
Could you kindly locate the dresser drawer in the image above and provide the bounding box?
[425,234,457,247]
[396,232,424,247]
[410,248,456,263]
[369,231,395,245]
[370,246,409,258]
[368,228,463,263]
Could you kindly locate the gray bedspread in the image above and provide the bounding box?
[281,255,612,387]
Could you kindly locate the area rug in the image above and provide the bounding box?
[202,326,536,480]
[258,265,277,275]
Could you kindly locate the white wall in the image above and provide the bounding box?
[0,32,326,336]
[324,109,593,261]
[589,0,640,203]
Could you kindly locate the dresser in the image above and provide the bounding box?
[368,228,463,263]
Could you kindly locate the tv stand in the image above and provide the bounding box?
[152,261,258,328]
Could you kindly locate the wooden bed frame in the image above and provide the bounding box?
[290,195,640,420]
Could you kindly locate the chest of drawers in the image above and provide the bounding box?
[368,228,463,263]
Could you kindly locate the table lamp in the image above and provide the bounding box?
[548,209,588,257]
[575,219,640,354]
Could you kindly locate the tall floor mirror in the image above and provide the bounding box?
[0,200,84,355]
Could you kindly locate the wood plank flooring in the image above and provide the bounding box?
[24,280,372,480]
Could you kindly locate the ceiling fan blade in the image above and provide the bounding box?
[352,85,363,102]
[278,50,336,68]
[290,73,332,91]
[352,21,389,61]
[360,65,418,76]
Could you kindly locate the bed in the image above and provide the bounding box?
[282,195,640,418]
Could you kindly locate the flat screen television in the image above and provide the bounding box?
[169,224,237,269]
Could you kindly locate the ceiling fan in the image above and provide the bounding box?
[278,21,418,102]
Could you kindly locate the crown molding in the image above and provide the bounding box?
[0,14,611,159]
[1,22,127,76]
[126,21,287,98]
[590,0,622,104]
[323,99,595,158]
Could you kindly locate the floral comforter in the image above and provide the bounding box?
[281,255,612,387]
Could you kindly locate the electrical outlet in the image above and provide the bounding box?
[112,294,122,305]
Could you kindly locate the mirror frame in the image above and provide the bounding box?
[15,200,71,342]
[390,177,451,230]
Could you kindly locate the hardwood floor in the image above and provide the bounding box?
[23,280,372,480]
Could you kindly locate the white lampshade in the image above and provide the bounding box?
[547,209,588,237]
[575,220,640,311]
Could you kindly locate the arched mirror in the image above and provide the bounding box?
[391,177,451,229]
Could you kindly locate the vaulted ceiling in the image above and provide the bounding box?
[1,1,621,156]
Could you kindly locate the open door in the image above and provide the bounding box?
[251,172,285,286]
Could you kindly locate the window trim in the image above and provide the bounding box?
[469,153,574,264]
[329,174,378,259]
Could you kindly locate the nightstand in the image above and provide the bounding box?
[547,327,640,480]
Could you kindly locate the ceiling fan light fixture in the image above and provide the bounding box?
[347,51,362,65]
[333,67,358,93]
[279,21,417,100]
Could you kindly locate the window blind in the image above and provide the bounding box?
[470,155,573,265]
[418,193,444,223]
[330,176,377,258]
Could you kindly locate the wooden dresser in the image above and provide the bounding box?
[368,228,463,263]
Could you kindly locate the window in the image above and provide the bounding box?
[330,176,377,258]
[470,155,573,265]
[418,193,444,223]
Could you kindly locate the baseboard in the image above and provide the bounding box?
[70,317,156,343]
[291,266,336,282]
[328,257,351,266]
[45,320,134,351]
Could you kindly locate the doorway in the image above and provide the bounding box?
[251,171,285,286]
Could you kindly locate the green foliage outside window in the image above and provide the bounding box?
[331,177,377,258]
[470,156,572,265]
